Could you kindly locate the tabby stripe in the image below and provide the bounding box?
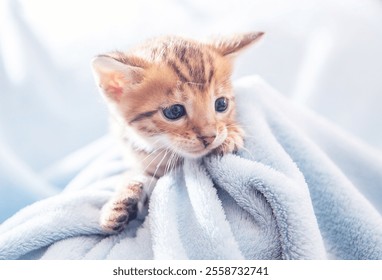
[188,48,206,87]
[129,110,157,123]
[179,46,187,62]
[178,48,193,79]
[161,42,169,60]
[198,51,206,84]
[206,53,215,85]
[150,47,158,60]
[208,68,214,84]
[168,60,189,83]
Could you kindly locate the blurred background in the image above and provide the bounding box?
[1,0,382,222]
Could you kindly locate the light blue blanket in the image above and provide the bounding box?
[1,76,381,259]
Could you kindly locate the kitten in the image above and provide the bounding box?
[92,32,264,233]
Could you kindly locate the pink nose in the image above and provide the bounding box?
[198,135,216,148]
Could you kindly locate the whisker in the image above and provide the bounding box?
[170,154,178,178]
[139,143,165,163]
[185,81,204,86]
[225,123,253,128]
[142,148,167,175]
[164,152,175,175]
[169,153,179,174]
[170,132,190,138]
[239,146,256,160]
[149,148,169,186]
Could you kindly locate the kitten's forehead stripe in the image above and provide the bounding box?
[144,39,216,92]
[150,47,158,61]
[208,68,214,85]
[177,46,193,80]
[188,46,206,88]
[178,46,187,62]
[192,49,206,90]
[168,59,189,83]
[206,52,215,84]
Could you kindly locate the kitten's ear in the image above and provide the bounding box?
[210,32,264,57]
[91,55,144,101]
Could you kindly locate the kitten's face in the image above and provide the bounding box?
[118,56,235,159]
[92,32,263,158]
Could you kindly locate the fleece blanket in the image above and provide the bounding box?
[0,75,382,260]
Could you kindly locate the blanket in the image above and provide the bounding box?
[1,75,382,260]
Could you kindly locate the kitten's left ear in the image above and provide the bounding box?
[91,55,145,102]
[210,32,264,57]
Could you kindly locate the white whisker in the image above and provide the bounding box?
[165,152,176,175]
[139,142,165,163]
[142,148,167,175]
[149,148,170,187]
[239,146,256,160]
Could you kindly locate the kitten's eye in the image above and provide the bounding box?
[162,104,186,120]
[215,97,229,112]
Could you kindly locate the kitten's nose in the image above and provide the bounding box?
[198,135,216,148]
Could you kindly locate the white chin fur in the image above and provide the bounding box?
[176,149,210,159]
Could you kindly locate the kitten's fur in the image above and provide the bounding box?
[92,32,264,233]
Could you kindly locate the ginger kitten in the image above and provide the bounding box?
[92,32,264,233]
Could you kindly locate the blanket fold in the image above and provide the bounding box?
[1,75,381,260]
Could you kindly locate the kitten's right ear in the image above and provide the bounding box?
[91,55,144,102]
[210,32,264,57]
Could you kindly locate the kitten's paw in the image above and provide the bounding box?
[99,181,143,234]
[213,125,244,156]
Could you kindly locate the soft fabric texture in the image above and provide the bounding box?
[0,76,381,260]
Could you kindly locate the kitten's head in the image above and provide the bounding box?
[92,32,263,158]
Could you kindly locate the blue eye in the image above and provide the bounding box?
[215,97,228,112]
[162,104,186,120]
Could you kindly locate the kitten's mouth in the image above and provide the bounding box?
[175,135,226,159]
[162,129,227,159]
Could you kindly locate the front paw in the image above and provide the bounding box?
[100,181,143,234]
[213,126,244,156]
